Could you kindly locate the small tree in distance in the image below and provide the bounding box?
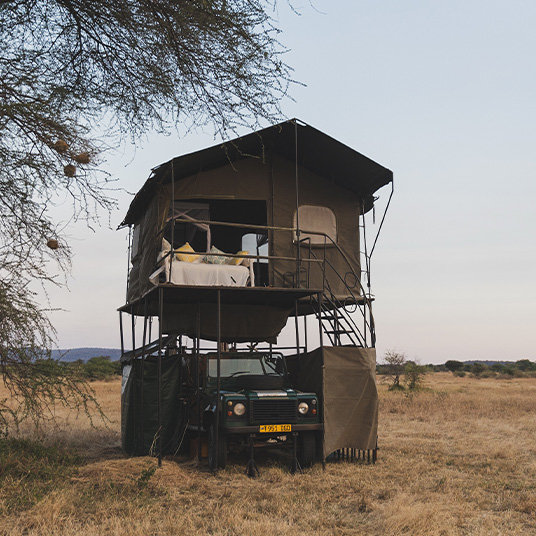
[445,360,464,374]
[404,361,426,390]
[384,351,407,391]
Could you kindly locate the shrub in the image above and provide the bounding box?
[471,363,487,376]
[503,366,515,377]
[383,351,407,390]
[445,360,464,373]
[404,361,426,390]
[453,370,466,377]
[81,356,120,381]
[515,359,536,372]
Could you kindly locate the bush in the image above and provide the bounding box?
[383,351,407,390]
[471,363,487,376]
[445,360,464,373]
[80,356,120,381]
[404,361,426,390]
[453,370,466,377]
[503,365,515,376]
[515,359,536,372]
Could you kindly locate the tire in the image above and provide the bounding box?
[298,431,316,468]
[208,423,227,471]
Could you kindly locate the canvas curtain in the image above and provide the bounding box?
[322,346,378,456]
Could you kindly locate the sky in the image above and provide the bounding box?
[48,1,536,363]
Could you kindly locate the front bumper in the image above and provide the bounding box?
[224,423,322,434]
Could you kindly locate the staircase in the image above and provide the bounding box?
[305,245,375,348]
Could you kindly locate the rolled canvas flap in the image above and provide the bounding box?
[322,346,378,456]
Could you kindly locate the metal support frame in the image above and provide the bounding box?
[119,312,124,356]
[196,303,201,462]
[245,434,260,477]
[140,298,148,454]
[294,119,301,288]
[290,432,299,474]
[214,290,222,472]
[157,286,163,467]
[294,300,300,357]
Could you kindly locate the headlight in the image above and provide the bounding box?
[298,402,309,415]
[233,402,246,416]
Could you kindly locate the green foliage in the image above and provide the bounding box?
[425,363,447,372]
[1,0,292,434]
[404,361,426,390]
[136,464,157,489]
[453,370,466,377]
[79,357,121,381]
[515,359,536,372]
[0,438,80,514]
[383,351,407,390]
[445,360,464,373]
[502,366,516,377]
[471,363,487,376]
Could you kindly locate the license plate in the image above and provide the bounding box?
[259,424,292,433]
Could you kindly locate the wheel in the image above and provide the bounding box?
[298,431,316,468]
[208,423,227,471]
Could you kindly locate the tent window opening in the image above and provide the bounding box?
[242,233,268,263]
[242,232,269,286]
[293,205,337,246]
[165,201,211,253]
[164,197,268,263]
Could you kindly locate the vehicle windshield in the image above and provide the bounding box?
[207,353,285,379]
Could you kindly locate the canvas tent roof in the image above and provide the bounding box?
[121,119,393,226]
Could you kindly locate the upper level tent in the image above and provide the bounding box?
[121,119,393,320]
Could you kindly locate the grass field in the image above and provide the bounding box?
[1,372,535,535]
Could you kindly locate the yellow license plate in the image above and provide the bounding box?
[259,424,292,433]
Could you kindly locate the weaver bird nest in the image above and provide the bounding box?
[53,139,69,153]
[63,164,76,177]
[73,152,90,164]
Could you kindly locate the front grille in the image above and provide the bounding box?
[250,399,297,424]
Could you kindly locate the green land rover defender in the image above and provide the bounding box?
[184,351,322,472]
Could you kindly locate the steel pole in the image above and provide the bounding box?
[215,290,222,470]
[157,286,163,467]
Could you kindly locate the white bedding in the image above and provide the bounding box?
[150,256,254,287]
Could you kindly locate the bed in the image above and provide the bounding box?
[149,254,254,288]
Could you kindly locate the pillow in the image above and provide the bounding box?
[175,242,197,263]
[203,245,228,265]
[162,238,171,254]
[226,250,249,266]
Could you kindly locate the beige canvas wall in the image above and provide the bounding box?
[126,153,363,305]
[323,346,378,456]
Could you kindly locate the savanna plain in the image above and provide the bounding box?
[1,373,535,535]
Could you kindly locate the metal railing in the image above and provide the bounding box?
[149,215,375,347]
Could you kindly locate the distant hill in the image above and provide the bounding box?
[461,360,525,366]
[51,348,121,362]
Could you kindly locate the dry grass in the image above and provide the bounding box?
[1,373,536,535]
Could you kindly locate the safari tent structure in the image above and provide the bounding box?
[119,119,393,469]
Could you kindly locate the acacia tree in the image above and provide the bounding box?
[0,0,292,432]
[383,351,406,390]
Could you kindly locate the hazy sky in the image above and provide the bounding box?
[48,1,536,363]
